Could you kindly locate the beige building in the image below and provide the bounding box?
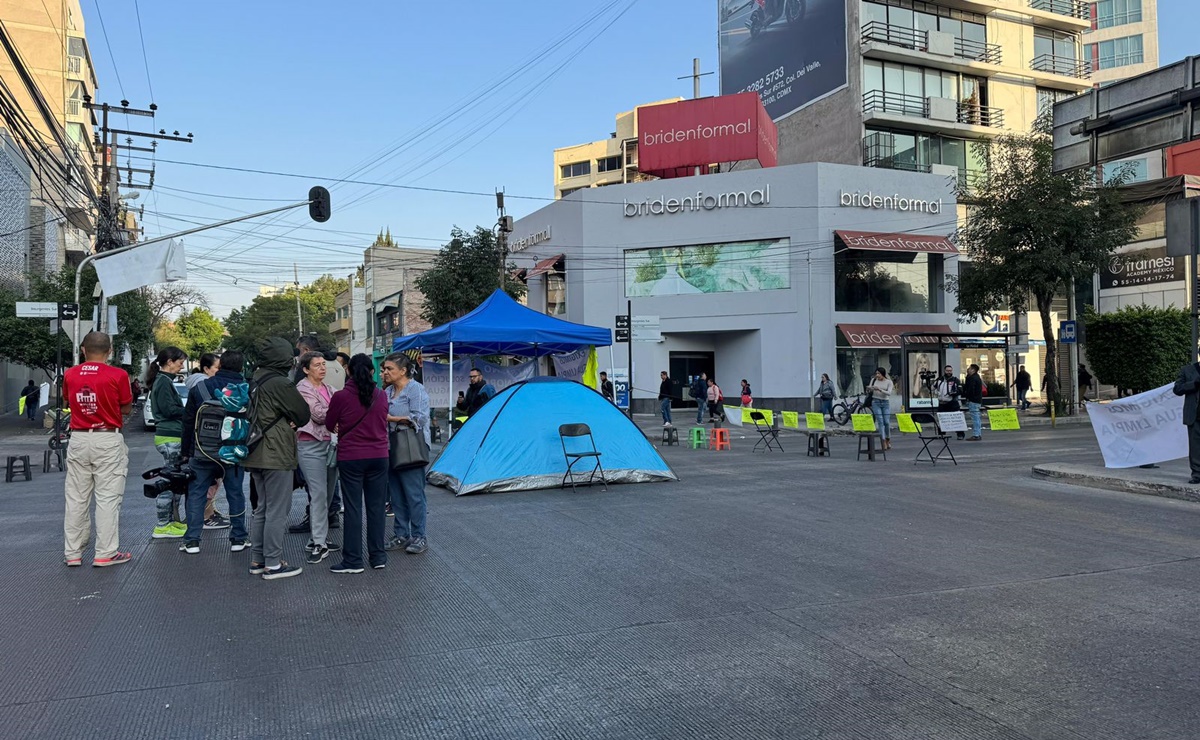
[361,238,437,361]
[552,98,683,199]
[1083,0,1158,86]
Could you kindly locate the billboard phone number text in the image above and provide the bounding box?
[738,61,823,108]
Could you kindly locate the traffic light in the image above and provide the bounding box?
[308,186,331,223]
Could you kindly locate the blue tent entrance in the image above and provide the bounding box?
[428,377,677,495]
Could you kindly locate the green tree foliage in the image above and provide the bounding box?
[0,266,154,373]
[1082,305,1190,394]
[174,307,225,358]
[414,226,527,326]
[223,275,348,363]
[951,122,1142,406]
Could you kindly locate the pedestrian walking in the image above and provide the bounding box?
[325,354,390,574]
[690,373,708,424]
[868,368,894,450]
[148,346,188,539]
[1078,364,1094,407]
[706,377,726,422]
[1173,360,1200,484]
[1011,365,1032,410]
[815,373,835,419]
[382,352,431,556]
[658,370,673,427]
[21,379,39,420]
[245,337,311,580]
[599,371,615,404]
[740,379,753,407]
[179,351,251,554]
[964,364,984,441]
[62,331,134,567]
[933,365,966,440]
[294,352,340,564]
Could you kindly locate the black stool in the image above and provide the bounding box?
[6,455,32,482]
[856,434,886,462]
[661,427,679,446]
[43,448,66,473]
[806,431,830,457]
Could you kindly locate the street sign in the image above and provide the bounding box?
[15,301,57,318]
[1059,320,1077,344]
[615,314,630,329]
[1009,343,1030,353]
[632,315,661,342]
[615,328,630,343]
[614,379,630,409]
[58,302,79,320]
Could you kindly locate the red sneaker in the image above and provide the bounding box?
[93,552,132,567]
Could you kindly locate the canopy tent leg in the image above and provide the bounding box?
[533,344,539,376]
[448,341,454,439]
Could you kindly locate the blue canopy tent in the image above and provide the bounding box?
[392,290,613,425]
[427,377,677,495]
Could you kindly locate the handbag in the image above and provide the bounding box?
[389,424,429,470]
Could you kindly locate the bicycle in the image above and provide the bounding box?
[830,394,870,426]
[47,408,71,450]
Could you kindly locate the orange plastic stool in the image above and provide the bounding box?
[708,427,731,450]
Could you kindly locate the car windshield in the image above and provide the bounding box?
[175,384,189,400]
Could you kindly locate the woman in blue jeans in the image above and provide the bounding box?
[868,367,894,450]
[381,352,431,555]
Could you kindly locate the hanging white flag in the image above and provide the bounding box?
[92,239,187,296]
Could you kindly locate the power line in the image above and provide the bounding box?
[90,0,125,99]
[132,0,155,101]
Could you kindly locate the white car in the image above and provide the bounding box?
[143,382,190,431]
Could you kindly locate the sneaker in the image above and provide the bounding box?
[230,539,249,552]
[178,540,200,555]
[152,524,184,539]
[248,562,267,575]
[385,503,394,517]
[385,536,410,551]
[328,515,340,530]
[405,537,428,555]
[330,562,364,574]
[325,541,341,552]
[64,556,82,567]
[372,562,386,570]
[262,563,302,580]
[306,545,330,564]
[93,552,132,567]
[304,540,316,553]
[167,521,187,535]
[204,513,231,530]
[288,517,311,534]
[663,422,670,427]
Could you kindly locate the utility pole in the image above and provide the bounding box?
[294,263,304,336]
[496,190,512,291]
[677,58,713,100]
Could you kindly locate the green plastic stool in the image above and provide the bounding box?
[689,427,708,449]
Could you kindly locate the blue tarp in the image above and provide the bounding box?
[427,377,677,495]
[392,289,611,357]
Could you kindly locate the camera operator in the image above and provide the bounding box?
[932,364,966,440]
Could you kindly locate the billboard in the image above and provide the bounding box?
[624,238,790,297]
[637,93,778,177]
[1100,247,1186,289]
[718,0,849,122]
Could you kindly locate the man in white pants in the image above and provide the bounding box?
[63,331,134,567]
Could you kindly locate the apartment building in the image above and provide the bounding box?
[552,98,682,199]
[328,281,368,357]
[361,240,436,363]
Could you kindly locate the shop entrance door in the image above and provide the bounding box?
[669,352,715,408]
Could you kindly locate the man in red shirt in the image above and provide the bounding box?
[63,331,134,567]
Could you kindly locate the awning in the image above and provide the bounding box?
[835,230,957,254]
[526,254,563,278]
[837,323,956,348]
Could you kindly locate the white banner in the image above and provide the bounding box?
[92,239,187,297]
[423,358,536,409]
[552,347,590,384]
[1087,383,1187,468]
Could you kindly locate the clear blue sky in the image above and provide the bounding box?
[76,0,1195,317]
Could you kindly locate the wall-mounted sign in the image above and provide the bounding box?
[636,93,778,177]
[838,190,944,214]
[623,186,770,217]
[510,227,551,253]
[1101,247,1185,289]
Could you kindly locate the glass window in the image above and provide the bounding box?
[597,156,621,173]
[835,348,902,403]
[941,137,966,170]
[1102,157,1148,183]
[864,60,884,94]
[67,37,85,58]
[546,270,566,316]
[559,161,590,179]
[835,252,939,313]
[915,11,938,35]
[883,62,903,93]
[961,21,985,44]
[892,132,918,171]
[625,239,790,297]
[1098,34,1143,69]
[903,66,923,97]
[889,6,914,29]
[862,1,887,26]
[938,16,962,41]
[1097,0,1142,29]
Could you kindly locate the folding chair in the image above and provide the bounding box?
[911,412,956,465]
[750,411,783,452]
[559,423,608,492]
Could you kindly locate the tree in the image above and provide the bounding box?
[1082,305,1190,395]
[142,283,209,331]
[952,122,1142,408]
[174,307,225,358]
[415,226,527,326]
[222,274,348,364]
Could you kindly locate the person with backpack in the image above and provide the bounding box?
[815,373,836,419]
[147,346,188,540]
[295,351,340,564]
[180,350,252,554]
[706,377,726,422]
[245,337,311,580]
[325,354,390,574]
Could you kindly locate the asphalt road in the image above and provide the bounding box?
[1,423,1198,739]
[718,0,848,120]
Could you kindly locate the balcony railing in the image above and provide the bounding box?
[66,98,81,117]
[958,101,1004,128]
[1028,0,1087,20]
[958,169,987,193]
[1030,53,1091,79]
[862,90,929,119]
[67,55,82,76]
[861,22,1001,65]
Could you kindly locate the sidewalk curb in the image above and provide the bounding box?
[1032,463,1200,504]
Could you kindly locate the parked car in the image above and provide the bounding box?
[143,382,189,431]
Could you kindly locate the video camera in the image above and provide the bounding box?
[918,369,937,382]
[142,464,195,499]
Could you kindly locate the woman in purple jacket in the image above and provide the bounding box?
[324,354,390,574]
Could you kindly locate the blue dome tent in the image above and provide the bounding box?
[428,377,678,495]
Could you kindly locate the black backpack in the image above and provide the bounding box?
[193,380,253,464]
